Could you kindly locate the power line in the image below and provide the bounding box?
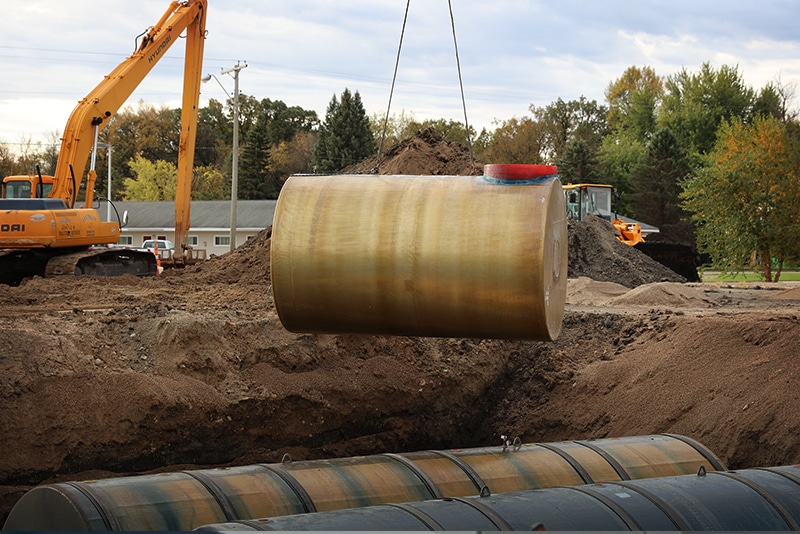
[0,42,548,107]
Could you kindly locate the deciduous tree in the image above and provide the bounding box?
[681,115,800,281]
[533,96,608,163]
[605,65,663,136]
[122,156,177,201]
[476,116,545,164]
[659,63,755,157]
[103,102,180,201]
[268,131,317,180]
[191,165,227,200]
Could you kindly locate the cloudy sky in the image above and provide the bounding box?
[1,0,798,148]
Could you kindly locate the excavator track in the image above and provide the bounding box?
[0,248,158,286]
[47,248,158,277]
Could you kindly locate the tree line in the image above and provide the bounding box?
[1,62,798,280]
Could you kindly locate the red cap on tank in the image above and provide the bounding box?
[483,164,558,181]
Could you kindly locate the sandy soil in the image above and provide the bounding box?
[2,132,799,524]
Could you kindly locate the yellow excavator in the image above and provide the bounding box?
[563,183,699,281]
[0,0,206,285]
[562,183,644,245]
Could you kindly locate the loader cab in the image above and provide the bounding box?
[563,184,615,222]
[2,175,54,199]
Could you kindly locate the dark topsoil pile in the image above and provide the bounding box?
[568,215,685,287]
[2,131,799,525]
[342,127,483,175]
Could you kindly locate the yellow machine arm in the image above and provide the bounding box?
[50,0,206,259]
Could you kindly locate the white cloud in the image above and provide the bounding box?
[1,0,799,145]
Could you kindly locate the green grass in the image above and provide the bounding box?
[701,270,800,282]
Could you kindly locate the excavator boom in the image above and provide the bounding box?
[52,0,205,221]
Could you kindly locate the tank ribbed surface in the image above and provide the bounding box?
[3,434,723,531]
[196,465,800,532]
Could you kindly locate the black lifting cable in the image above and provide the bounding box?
[447,0,476,174]
[374,0,411,174]
[375,0,476,175]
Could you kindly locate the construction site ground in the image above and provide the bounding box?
[2,131,800,524]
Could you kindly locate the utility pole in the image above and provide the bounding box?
[221,62,247,252]
[203,61,247,252]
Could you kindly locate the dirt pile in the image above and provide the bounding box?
[175,227,272,285]
[342,127,482,175]
[568,214,686,287]
[606,281,716,308]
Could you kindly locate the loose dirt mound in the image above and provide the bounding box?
[606,282,716,308]
[566,277,629,306]
[770,286,800,300]
[342,127,482,175]
[174,227,272,285]
[568,215,686,287]
[563,277,715,309]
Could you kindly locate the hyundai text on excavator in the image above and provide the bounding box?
[0,0,206,286]
[563,183,700,281]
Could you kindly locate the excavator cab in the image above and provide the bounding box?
[1,175,54,199]
[563,184,615,222]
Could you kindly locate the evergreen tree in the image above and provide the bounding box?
[597,130,645,217]
[239,112,272,199]
[556,138,600,183]
[313,88,376,172]
[630,128,693,243]
[239,98,318,199]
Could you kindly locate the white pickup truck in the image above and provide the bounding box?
[140,239,174,252]
[137,239,206,268]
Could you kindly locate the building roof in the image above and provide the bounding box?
[105,200,276,230]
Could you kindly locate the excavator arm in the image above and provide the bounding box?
[50,0,206,260]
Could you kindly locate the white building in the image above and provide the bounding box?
[103,200,276,257]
